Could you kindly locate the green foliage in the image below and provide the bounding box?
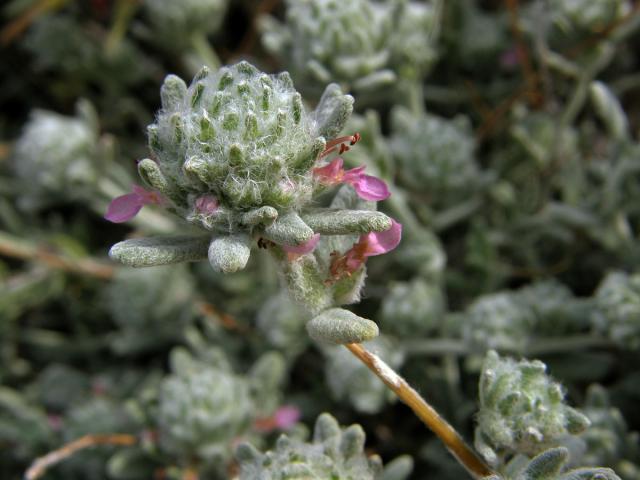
[475,351,590,464]
[592,271,640,349]
[236,413,413,479]
[2,1,640,478]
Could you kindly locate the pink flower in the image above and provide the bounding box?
[104,185,165,223]
[273,405,301,430]
[254,405,301,432]
[195,194,219,214]
[328,219,402,282]
[313,157,390,201]
[282,233,321,256]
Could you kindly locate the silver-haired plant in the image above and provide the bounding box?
[104,60,494,478]
[96,59,629,479]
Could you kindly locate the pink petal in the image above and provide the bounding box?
[363,219,402,256]
[273,405,301,430]
[345,251,365,272]
[132,184,165,206]
[313,157,344,183]
[195,194,219,214]
[350,174,390,201]
[282,233,321,254]
[341,165,366,183]
[131,184,150,197]
[104,192,144,223]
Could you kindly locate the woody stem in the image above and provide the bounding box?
[25,434,137,480]
[0,230,115,280]
[343,343,493,479]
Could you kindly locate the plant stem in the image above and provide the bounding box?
[0,231,115,280]
[344,343,493,479]
[24,433,137,480]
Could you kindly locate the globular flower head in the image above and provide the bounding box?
[475,351,591,465]
[13,101,100,210]
[390,107,482,209]
[577,384,640,475]
[485,447,622,480]
[463,292,536,353]
[108,60,400,299]
[147,61,329,217]
[380,279,446,338]
[104,265,195,355]
[592,271,640,350]
[143,0,229,50]
[260,0,440,98]
[157,348,257,468]
[261,0,396,97]
[236,413,413,480]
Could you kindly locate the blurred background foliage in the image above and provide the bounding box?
[1,0,640,478]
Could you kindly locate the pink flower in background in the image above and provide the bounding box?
[282,233,321,258]
[254,405,301,432]
[328,219,402,282]
[313,157,390,201]
[104,185,164,223]
[273,405,301,429]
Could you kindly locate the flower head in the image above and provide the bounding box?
[313,157,390,201]
[104,185,164,223]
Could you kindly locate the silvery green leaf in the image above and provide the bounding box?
[590,81,629,142]
[261,211,314,245]
[301,209,391,235]
[313,83,355,139]
[109,235,210,267]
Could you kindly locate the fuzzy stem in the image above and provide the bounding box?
[24,433,137,480]
[344,343,493,479]
[190,32,221,71]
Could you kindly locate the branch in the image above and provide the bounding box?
[24,433,137,480]
[0,231,115,280]
[344,343,493,479]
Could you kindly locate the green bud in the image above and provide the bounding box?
[207,234,251,273]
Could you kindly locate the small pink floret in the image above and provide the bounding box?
[282,233,321,255]
[350,174,390,201]
[327,219,402,282]
[195,194,219,214]
[313,158,390,201]
[104,185,164,223]
[312,157,344,183]
[273,405,301,430]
